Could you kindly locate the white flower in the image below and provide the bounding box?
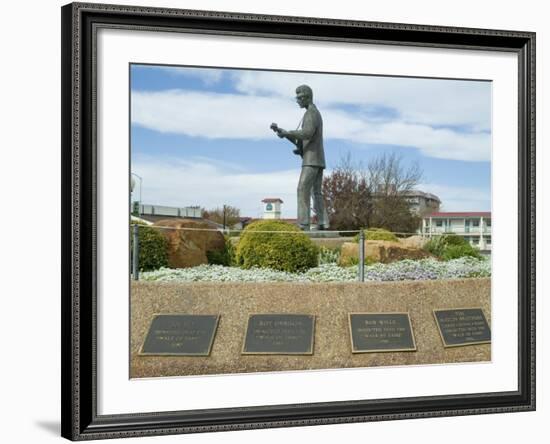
[141,257,491,283]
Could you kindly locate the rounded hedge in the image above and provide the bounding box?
[131,221,169,271]
[354,227,398,243]
[235,220,319,272]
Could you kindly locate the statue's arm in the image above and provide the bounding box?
[285,111,316,140]
[272,123,303,157]
[272,123,299,146]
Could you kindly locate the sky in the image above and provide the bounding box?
[130,64,492,219]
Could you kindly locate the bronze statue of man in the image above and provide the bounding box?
[271,85,329,231]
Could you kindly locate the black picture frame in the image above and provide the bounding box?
[61,2,536,440]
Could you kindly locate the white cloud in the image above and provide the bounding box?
[132,90,301,139]
[131,156,490,221]
[420,183,491,212]
[156,66,223,85]
[132,89,491,161]
[132,156,301,218]
[231,70,491,131]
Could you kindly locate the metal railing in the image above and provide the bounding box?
[130,224,489,282]
[358,230,365,282]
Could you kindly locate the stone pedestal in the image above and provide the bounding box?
[131,278,491,378]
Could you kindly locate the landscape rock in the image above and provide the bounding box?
[153,219,225,268]
[339,240,432,266]
[400,235,429,249]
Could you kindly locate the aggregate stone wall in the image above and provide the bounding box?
[131,278,490,378]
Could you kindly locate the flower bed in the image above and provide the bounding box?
[141,257,490,283]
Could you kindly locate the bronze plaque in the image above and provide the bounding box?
[140,314,219,356]
[433,308,491,347]
[349,313,416,353]
[242,314,315,355]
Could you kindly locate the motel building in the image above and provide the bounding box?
[422,212,492,251]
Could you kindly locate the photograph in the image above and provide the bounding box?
[59,2,536,439]
[129,64,493,378]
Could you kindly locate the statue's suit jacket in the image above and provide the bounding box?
[288,104,326,168]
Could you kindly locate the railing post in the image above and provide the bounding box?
[132,224,139,281]
[358,229,365,282]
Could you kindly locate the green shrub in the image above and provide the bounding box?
[348,256,377,266]
[441,233,468,246]
[353,227,398,243]
[206,235,236,266]
[235,220,319,272]
[423,236,446,257]
[424,234,481,261]
[442,244,482,261]
[318,246,341,265]
[131,221,169,271]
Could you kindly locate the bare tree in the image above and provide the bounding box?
[368,152,422,233]
[367,152,422,196]
[202,205,241,228]
[322,153,371,232]
[322,152,422,233]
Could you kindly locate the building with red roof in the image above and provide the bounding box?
[422,211,492,250]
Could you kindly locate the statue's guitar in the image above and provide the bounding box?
[270,122,303,157]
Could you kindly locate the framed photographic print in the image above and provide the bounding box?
[61,2,535,440]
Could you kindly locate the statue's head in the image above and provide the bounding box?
[295,84,313,108]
